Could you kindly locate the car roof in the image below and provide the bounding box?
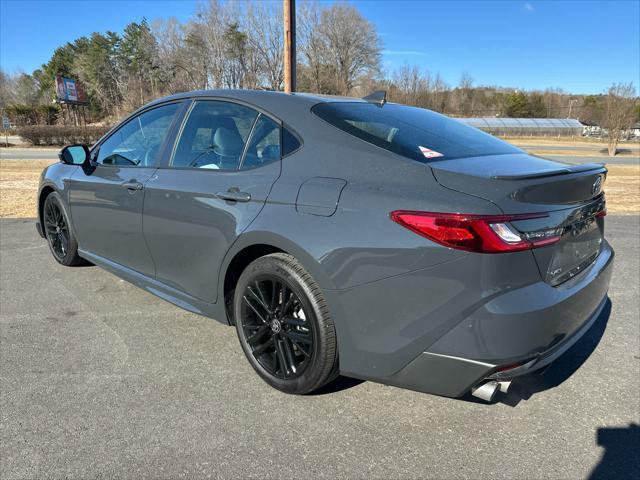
[143,89,368,121]
[149,89,366,105]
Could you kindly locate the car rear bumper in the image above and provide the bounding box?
[329,241,614,398]
[382,294,608,398]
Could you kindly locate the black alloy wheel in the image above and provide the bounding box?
[240,275,314,379]
[234,253,338,394]
[44,198,70,261]
[42,192,86,267]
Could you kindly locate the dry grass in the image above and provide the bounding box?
[1,159,638,218]
[603,165,640,214]
[1,159,54,218]
[504,137,640,149]
[526,149,639,157]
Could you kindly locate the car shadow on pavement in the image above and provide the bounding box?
[461,297,612,407]
[310,375,365,395]
[589,423,640,479]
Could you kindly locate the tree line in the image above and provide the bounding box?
[0,0,637,130]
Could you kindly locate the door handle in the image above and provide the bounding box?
[216,188,251,202]
[122,181,144,191]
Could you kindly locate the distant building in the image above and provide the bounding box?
[457,117,584,137]
[580,121,640,140]
[581,120,602,137]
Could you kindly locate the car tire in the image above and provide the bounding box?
[43,192,86,267]
[234,253,339,394]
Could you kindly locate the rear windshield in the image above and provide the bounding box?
[312,102,521,163]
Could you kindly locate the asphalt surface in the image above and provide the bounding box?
[0,148,59,160]
[1,217,639,479]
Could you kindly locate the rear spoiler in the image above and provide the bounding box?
[491,163,607,180]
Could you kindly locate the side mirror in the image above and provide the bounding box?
[59,144,90,165]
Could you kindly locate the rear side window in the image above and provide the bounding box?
[282,127,301,156]
[172,100,259,170]
[241,114,281,169]
[312,102,521,163]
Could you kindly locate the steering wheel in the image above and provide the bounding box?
[102,153,137,166]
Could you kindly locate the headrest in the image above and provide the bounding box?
[213,127,244,157]
[262,144,280,160]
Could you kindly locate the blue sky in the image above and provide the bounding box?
[1,0,638,94]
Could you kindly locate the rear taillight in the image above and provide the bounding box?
[390,211,562,253]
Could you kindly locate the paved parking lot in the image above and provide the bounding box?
[1,217,638,479]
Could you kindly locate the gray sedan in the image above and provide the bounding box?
[36,90,613,402]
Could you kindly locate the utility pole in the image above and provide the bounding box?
[568,99,578,119]
[283,0,296,93]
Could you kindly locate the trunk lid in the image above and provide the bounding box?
[431,153,607,286]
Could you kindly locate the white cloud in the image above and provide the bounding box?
[524,2,534,12]
[382,50,428,56]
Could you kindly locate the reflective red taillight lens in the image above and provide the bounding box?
[390,211,561,253]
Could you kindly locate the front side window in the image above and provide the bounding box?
[97,103,180,167]
[312,102,522,163]
[172,100,259,170]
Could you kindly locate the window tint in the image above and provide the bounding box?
[97,103,180,167]
[172,100,259,170]
[242,114,281,169]
[312,102,521,163]
[282,127,301,156]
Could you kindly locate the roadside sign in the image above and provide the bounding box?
[2,116,9,129]
[55,75,88,105]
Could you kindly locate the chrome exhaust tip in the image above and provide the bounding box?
[497,380,512,394]
[471,381,500,402]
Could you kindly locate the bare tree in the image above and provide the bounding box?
[319,3,381,95]
[430,73,448,112]
[298,1,329,93]
[455,72,475,115]
[602,82,637,156]
[245,2,284,90]
[392,65,427,106]
[152,18,200,93]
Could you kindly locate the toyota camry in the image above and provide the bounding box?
[36,89,613,401]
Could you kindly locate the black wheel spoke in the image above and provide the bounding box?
[58,233,68,254]
[270,280,278,311]
[243,295,268,324]
[282,336,298,372]
[247,285,271,314]
[282,330,312,345]
[243,323,266,331]
[282,291,295,315]
[246,325,270,345]
[274,336,289,378]
[281,315,306,327]
[292,340,311,358]
[252,336,274,356]
[279,283,288,308]
[254,281,270,312]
